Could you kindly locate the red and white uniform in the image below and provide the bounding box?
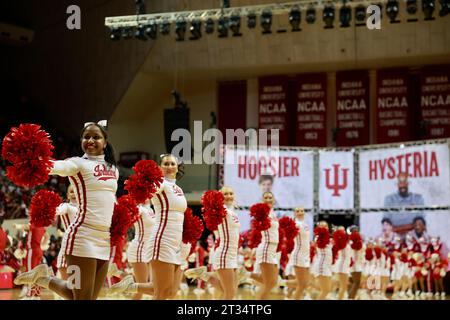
[213,205,240,270]
[311,243,333,277]
[50,154,119,260]
[127,204,155,263]
[254,210,279,272]
[350,244,365,273]
[149,178,187,265]
[288,219,311,270]
[55,202,78,268]
[179,242,192,271]
[333,244,352,275]
[379,252,391,277]
[25,225,46,272]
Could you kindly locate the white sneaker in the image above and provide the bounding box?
[434,292,440,299]
[184,266,207,280]
[180,283,189,295]
[441,292,446,300]
[193,288,205,295]
[107,263,122,278]
[420,292,427,299]
[19,285,29,298]
[14,264,50,285]
[108,275,135,295]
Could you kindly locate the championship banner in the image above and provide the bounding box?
[420,65,450,139]
[336,71,370,146]
[296,73,328,147]
[223,147,314,209]
[360,211,450,262]
[359,143,450,229]
[258,76,289,146]
[319,151,354,210]
[236,208,314,240]
[376,69,411,143]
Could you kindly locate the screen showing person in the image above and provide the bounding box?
[406,216,430,242]
[258,174,278,207]
[383,172,425,233]
[378,217,400,245]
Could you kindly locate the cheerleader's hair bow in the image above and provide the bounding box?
[84,120,108,128]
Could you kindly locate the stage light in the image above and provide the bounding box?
[190,19,202,40]
[261,9,272,34]
[122,27,134,39]
[422,0,436,20]
[217,16,229,37]
[229,13,242,36]
[203,18,213,34]
[144,22,157,39]
[175,19,187,41]
[110,27,121,41]
[161,20,170,35]
[386,0,400,22]
[355,5,366,23]
[439,0,450,16]
[247,12,257,28]
[306,6,316,24]
[323,4,335,29]
[340,4,352,27]
[134,25,147,40]
[289,5,301,31]
[406,0,418,14]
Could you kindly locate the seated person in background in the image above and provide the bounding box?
[383,172,425,235]
[378,218,400,247]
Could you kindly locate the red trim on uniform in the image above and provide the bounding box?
[137,217,144,262]
[153,194,165,260]
[294,227,301,265]
[319,248,326,274]
[155,191,169,260]
[263,230,269,263]
[66,177,82,255]
[68,173,87,255]
[221,218,230,269]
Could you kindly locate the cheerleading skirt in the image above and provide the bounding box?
[213,242,239,270]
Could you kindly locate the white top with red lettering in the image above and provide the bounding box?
[131,204,155,244]
[50,154,119,228]
[56,202,78,231]
[151,178,187,222]
[293,219,310,256]
[261,210,279,245]
[216,205,241,252]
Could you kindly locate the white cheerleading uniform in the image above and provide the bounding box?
[179,242,192,271]
[289,219,311,269]
[50,154,118,260]
[255,211,279,271]
[149,178,187,265]
[127,204,155,263]
[334,244,352,275]
[380,253,391,277]
[213,205,240,270]
[55,202,78,268]
[311,243,333,277]
[350,244,365,273]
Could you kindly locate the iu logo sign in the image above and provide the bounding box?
[324,164,349,197]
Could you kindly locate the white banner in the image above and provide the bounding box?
[319,151,354,209]
[359,143,450,208]
[224,147,314,208]
[237,208,314,240]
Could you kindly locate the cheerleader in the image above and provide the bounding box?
[125,199,155,300]
[348,226,364,300]
[251,191,280,300]
[288,207,310,300]
[333,227,351,300]
[148,154,187,300]
[212,186,240,300]
[14,121,119,300]
[55,185,78,280]
[311,221,333,300]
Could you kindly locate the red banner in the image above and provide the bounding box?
[376,69,411,143]
[335,71,370,146]
[295,74,327,146]
[420,65,450,139]
[258,76,289,146]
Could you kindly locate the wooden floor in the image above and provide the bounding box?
[0,287,448,300]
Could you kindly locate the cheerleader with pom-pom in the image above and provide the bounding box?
[13,121,120,300]
[311,221,333,300]
[332,226,351,300]
[347,226,364,300]
[251,192,280,300]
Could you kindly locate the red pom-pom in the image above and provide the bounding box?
[278,216,299,241]
[332,229,348,251]
[125,160,164,203]
[29,190,62,227]
[374,246,382,259]
[285,238,295,254]
[201,190,227,231]
[310,242,317,263]
[183,208,204,244]
[1,124,54,188]
[314,226,330,249]
[110,195,139,246]
[365,248,374,261]
[239,232,246,248]
[249,203,271,232]
[400,252,408,263]
[248,229,262,249]
[390,254,395,265]
[277,228,285,252]
[332,245,339,264]
[349,231,363,250]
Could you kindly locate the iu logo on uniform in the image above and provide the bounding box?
[172,185,184,196]
[324,164,349,197]
[93,164,116,181]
